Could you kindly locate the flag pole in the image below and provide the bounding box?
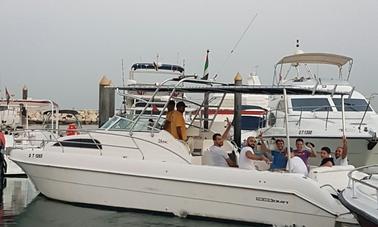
[203,50,210,130]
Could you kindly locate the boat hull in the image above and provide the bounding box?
[10,149,352,227]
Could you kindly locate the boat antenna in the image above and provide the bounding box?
[220,13,258,72]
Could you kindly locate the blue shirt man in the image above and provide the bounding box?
[259,136,287,170]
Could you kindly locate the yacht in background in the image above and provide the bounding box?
[246,50,378,167]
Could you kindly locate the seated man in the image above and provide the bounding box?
[239,136,269,170]
[208,118,237,167]
[334,136,348,166]
[259,135,287,170]
[286,151,308,176]
[319,147,335,167]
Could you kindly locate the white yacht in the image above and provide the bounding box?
[9,78,357,226]
[339,165,378,227]
[247,51,378,167]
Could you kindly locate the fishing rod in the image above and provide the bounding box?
[218,13,258,74]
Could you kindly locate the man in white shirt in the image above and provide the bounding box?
[239,136,269,170]
[334,136,348,166]
[286,152,308,176]
[208,118,237,167]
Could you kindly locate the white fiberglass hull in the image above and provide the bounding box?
[10,150,354,227]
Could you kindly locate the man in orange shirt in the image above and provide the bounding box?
[170,101,187,141]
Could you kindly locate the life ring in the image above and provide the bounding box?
[66,123,79,136]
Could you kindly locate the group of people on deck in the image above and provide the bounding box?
[161,101,349,176]
[207,118,349,176]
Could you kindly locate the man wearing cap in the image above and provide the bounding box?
[169,101,187,141]
[259,135,288,170]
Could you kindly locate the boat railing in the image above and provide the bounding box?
[346,164,378,208]
[358,93,378,132]
[268,104,370,131]
[117,77,226,135]
[11,128,191,163]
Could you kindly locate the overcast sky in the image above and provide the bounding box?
[1,0,378,109]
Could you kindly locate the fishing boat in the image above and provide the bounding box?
[246,50,378,167]
[339,165,378,227]
[9,78,357,226]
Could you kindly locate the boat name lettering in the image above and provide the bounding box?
[298,130,312,135]
[158,139,168,144]
[256,196,288,204]
[28,153,43,158]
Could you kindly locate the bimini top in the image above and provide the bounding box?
[276,53,353,67]
[131,63,185,73]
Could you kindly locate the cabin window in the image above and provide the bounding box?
[291,98,331,112]
[53,139,102,149]
[241,116,266,130]
[332,98,372,112]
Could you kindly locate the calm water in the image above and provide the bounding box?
[1,178,259,227]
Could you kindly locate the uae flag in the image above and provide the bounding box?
[202,50,209,80]
[5,87,10,105]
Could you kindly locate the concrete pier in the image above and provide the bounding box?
[98,76,115,127]
[233,72,242,148]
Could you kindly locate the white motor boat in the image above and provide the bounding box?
[247,51,378,167]
[9,78,357,226]
[339,165,378,227]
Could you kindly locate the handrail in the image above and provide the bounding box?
[358,93,378,132]
[346,164,378,207]
[347,164,378,190]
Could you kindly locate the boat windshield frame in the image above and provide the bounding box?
[112,76,350,136]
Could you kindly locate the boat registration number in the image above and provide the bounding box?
[28,153,43,158]
[298,130,312,135]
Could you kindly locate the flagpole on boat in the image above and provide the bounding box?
[283,88,291,172]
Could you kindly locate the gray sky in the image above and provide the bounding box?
[1,0,378,109]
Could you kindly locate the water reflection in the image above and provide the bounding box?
[1,178,38,226]
[2,178,255,227]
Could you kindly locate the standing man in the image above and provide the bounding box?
[335,136,348,166]
[239,136,269,170]
[163,100,175,132]
[170,101,187,141]
[208,118,237,167]
[259,136,288,170]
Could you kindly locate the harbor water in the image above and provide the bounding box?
[1,178,259,227]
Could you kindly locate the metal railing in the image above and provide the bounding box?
[346,164,378,208]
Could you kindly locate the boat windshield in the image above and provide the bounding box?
[291,98,332,112]
[101,116,163,132]
[332,98,372,112]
